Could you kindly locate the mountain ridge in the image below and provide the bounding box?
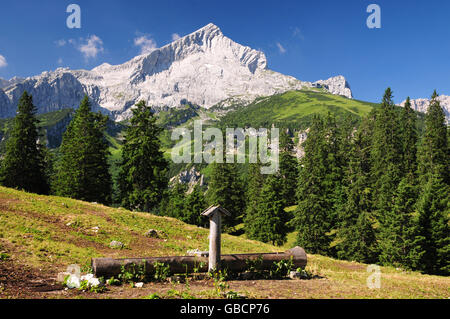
[399,96,450,124]
[0,23,352,120]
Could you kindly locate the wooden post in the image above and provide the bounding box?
[201,205,231,272]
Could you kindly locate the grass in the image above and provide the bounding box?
[0,186,448,299]
[217,89,379,131]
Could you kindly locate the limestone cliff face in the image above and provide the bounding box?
[399,96,450,124]
[0,23,353,120]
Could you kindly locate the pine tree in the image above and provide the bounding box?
[160,182,187,219]
[370,88,403,216]
[251,174,289,246]
[279,130,298,207]
[378,178,420,268]
[377,96,420,269]
[183,185,206,226]
[414,175,449,275]
[117,101,168,212]
[207,162,245,230]
[1,91,49,194]
[414,91,450,275]
[53,95,111,204]
[336,118,378,263]
[401,97,418,179]
[293,115,339,255]
[417,91,449,185]
[244,161,264,239]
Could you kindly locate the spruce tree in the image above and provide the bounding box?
[1,91,49,194]
[417,91,449,185]
[378,178,420,268]
[160,182,187,219]
[183,185,206,226]
[117,101,168,212]
[370,88,403,216]
[279,130,298,207]
[244,161,264,239]
[53,95,111,204]
[293,115,338,255]
[414,91,450,275]
[251,174,289,246]
[336,118,378,263]
[377,96,420,269]
[401,97,418,179]
[207,162,245,230]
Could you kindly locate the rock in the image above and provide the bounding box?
[80,274,101,287]
[56,272,70,283]
[145,229,159,238]
[398,95,450,124]
[145,229,166,239]
[170,166,205,193]
[289,270,309,280]
[66,275,81,289]
[109,241,124,249]
[313,75,353,99]
[135,282,144,288]
[186,249,209,257]
[0,23,351,121]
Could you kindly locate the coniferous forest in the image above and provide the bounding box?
[1,88,448,276]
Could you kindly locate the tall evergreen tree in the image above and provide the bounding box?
[401,97,418,179]
[293,115,341,256]
[336,118,378,263]
[244,161,264,239]
[377,96,421,268]
[378,178,421,268]
[279,130,298,207]
[370,88,403,216]
[414,91,450,275]
[183,185,207,226]
[417,91,449,185]
[53,95,111,204]
[160,182,187,219]
[207,162,245,230]
[1,91,49,194]
[250,173,289,246]
[117,101,168,212]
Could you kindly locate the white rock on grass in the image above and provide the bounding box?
[109,241,124,249]
[80,274,101,287]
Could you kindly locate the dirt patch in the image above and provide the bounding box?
[0,259,63,298]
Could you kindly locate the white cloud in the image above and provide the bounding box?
[0,55,7,68]
[134,35,157,54]
[276,42,286,54]
[57,58,63,65]
[172,33,181,41]
[55,39,67,47]
[78,35,104,59]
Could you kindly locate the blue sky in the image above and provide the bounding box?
[0,0,448,103]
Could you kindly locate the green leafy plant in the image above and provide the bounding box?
[269,258,294,279]
[0,252,10,261]
[118,261,147,283]
[153,261,171,282]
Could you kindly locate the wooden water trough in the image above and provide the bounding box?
[92,205,307,278]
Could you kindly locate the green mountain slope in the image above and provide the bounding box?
[0,186,448,299]
[217,89,379,130]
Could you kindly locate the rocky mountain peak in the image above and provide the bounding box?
[0,23,351,120]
